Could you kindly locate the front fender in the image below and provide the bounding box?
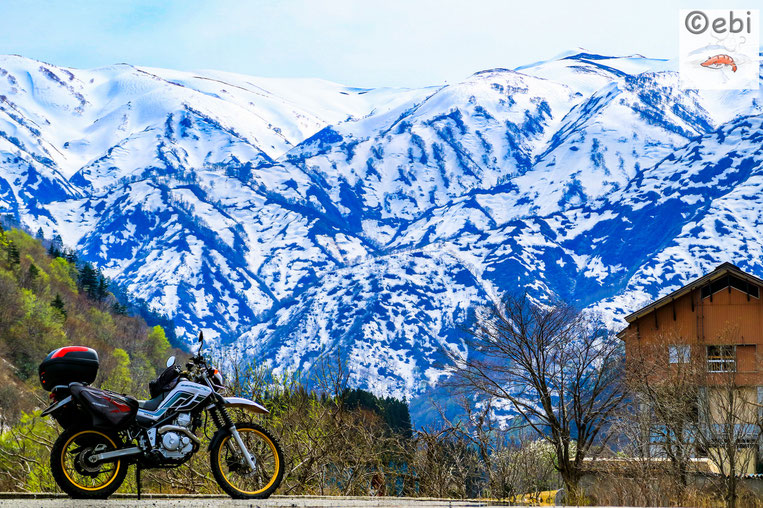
[206,397,269,451]
[222,396,269,415]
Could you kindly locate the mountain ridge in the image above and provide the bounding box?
[1,51,762,407]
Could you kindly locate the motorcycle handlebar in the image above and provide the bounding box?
[181,352,225,392]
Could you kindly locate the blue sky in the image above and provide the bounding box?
[0,0,756,87]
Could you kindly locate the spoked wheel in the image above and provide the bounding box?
[210,422,284,499]
[50,427,127,499]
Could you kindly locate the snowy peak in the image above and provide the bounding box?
[0,55,426,181]
[1,52,763,411]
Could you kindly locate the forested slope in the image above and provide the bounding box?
[0,222,173,427]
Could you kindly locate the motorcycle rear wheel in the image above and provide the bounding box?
[50,427,128,499]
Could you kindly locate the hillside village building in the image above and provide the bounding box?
[619,263,763,475]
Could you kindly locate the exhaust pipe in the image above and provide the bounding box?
[90,427,199,464]
[157,425,201,445]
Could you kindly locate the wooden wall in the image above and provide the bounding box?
[622,283,762,385]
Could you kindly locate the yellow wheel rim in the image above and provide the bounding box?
[218,428,280,495]
[60,430,121,491]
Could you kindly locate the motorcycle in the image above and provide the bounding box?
[38,332,284,499]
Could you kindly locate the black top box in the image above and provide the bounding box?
[39,346,99,391]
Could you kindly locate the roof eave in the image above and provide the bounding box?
[623,263,763,324]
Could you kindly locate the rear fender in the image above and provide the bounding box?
[41,393,82,429]
[41,395,72,417]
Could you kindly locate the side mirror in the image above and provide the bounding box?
[197,331,204,354]
[166,356,176,368]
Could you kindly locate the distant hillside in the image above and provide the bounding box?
[0,222,174,428]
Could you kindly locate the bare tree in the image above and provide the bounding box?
[693,339,760,508]
[411,424,483,498]
[433,395,560,500]
[625,336,702,497]
[606,393,698,506]
[446,293,626,501]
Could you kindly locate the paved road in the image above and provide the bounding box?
[0,495,517,508]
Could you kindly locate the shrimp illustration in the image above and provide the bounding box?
[700,54,738,72]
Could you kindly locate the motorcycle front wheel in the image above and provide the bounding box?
[50,427,128,499]
[210,422,284,499]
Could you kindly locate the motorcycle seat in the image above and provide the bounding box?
[138,394,165,412]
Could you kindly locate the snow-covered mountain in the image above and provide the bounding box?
[2,52,762,408]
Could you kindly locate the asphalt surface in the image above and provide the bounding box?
[0,496,518,508]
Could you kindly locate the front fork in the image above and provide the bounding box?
[229,427,257,472]
[212,397,256,472]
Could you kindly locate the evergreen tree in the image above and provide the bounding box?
[96,274,109,301]
[384,397,413,438]
[111,301,128,315]
[7,242,19,266]
[51,293,67,319]
[343,388,412,438]
[48,234,63,258]
[78,263,98,298]
[47,243,60,258]
[35,228,44,240]
[28,263,39,280]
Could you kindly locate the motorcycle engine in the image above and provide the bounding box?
[156,413,194,460]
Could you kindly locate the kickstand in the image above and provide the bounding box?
[136,463,142,500]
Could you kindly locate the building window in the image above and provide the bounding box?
[707,345,735,372]
[669,345,690,364]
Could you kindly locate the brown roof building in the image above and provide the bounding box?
[619,262,763,475]
[619,262,763,383]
